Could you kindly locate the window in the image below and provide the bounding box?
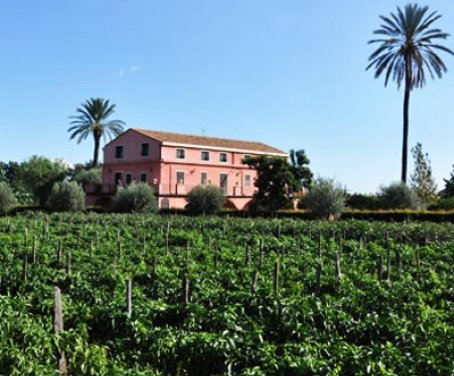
[176,171,185,185]
[176,148,186,159]
[141,143,150,156]
[220,173,228,195]
[115,145,124,159]
[245,174,252,188]
[125,173,132,185]
[201,172,208,185]
[140,173,147,183]
[201,151,210,161]
[114,172,122,185]
[219,152,228,163]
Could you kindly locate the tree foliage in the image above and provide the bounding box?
[289,149,313,189]
[20,156,69,206]
[187,185,226,215]
[74,167,102,188]
[0,182,17,215]
[378,182,419,209]
[367,4,453,183]
[443,165,454,197]
[112,182,157,213]
[243,155,297,214]
[303,177,346,219]
[68,98,125,167]
[47,181,86,212]
[410,143,437,205]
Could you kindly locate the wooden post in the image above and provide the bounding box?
[152,254,158,276]
[377,255,383,281]
[245,246,251,265]
[259,239,264,269]
[251,269,259,293]
[66,252,71,275]
[315,263,322,296]
[317,232,322,258]
[117,240,122,259]
[126,279,132,318]
[182,272,190,304]
[32,236,37,264]
[273,260,280,295]
[22,252,28,282]
[335,252,342,282]
[54,287,67,375]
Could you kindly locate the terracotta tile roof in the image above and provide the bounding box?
[132,128,287,155]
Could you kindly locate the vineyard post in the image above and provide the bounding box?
[66,251,71,275]
[245,245,251,265]
[152,254,158,276]
[315,262,322,296]
[32,236,37,264]
[273,260,280,295]
[165,221,170,256]
[377,255,383,281]
[386,247,391,282]
[54,286,67,375]
[57,240,62,265]
[251,269,259,293]
[185,240,190,269]
[335,252,342,282]
[317,232,322,258]
[182,272,190,304]
[126,279,132,318]
[22,252,28,282]
[259,239,264,269]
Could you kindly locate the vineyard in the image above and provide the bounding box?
[0,213,453,375]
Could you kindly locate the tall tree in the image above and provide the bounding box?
[410,142,437,205]
[443,165,454,197]
[367,4,453,183]
[289,149,313,190]
[68,98,125,167]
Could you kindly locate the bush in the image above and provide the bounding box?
[428,196,454,211]
[74,168,102,188]
[187,185,226,215]
[0,182,17,215]
[47,181,86,212]
[303,177,346,220]
[112,183,157,213]
[346,193,380,210]
[378,182,420,209]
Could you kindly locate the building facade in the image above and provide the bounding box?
[97,128,287,209]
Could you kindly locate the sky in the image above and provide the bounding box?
[1,0,454,193]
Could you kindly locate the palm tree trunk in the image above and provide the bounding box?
[93,136,100,168]
[401,56,412,184]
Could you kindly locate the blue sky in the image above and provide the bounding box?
[1,0,454,193]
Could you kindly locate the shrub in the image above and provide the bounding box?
[0,182,17,214]
[47,181,86,212]
[428,196,454,211]
[346,193,380,210]
[378,182,420,209]
[187,185,226,215]
[74,168,102,188]
[303,177,346,220]
[112,183,157,213]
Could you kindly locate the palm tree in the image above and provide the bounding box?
[367,4,453,183]
[68,98,125,167]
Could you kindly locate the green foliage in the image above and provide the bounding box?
[0,214,453,374]
[303,177,346,219]
[20,156,69,206]
[243,155,297,214]
[112,183,157,213]
[443,165,454,197]
[428,196,454,211]
[47,180,86,212]
[0,161,33,204]
[289,149,313,189]
[187,185,226,215]
[378,182,420,209]
[0,182,17,215]
[410,143,437,206]
[346,193,380,210]
[68,98,125,167]
[74,167,102,188]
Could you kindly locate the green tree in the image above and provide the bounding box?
[410,143,437,205]
[443,165,454,197]
[0,182,17,215]
[68,98,125,167]
[112,182,157,213]
[20,156,69,206]
[378,181,419,209]
[243,155,297,214]
[187,185,226,215]
[47,181,86,212]
[303,177,346,220]
[289,149,313,189]
[367,4,453,183]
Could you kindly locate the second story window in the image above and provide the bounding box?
[245,174,252,188]
[176,148,186,159]
[219,152,228,163]
[115,145,124,159]
[201,151,210,161]
[141,143,149,156]
[176,171,185,185]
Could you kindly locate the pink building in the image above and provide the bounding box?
[97,128,287,210]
